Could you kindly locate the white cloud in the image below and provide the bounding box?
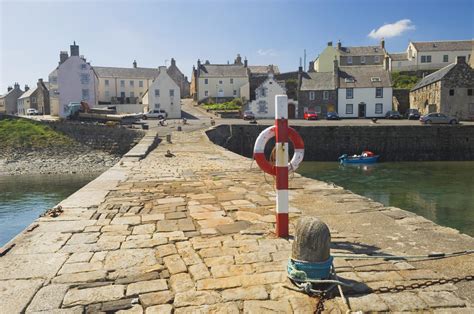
[257,49,277,57]
[368,19,415,39]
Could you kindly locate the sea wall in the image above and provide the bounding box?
[206,124,474,161]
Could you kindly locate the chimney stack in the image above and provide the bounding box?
[384,56,390,71]
[171,58,176,67]
[133,60,137,68]
[244,57,248,68]
[234,54,242,65]
[333,59,339,72]
[381,38,385,49]
[337,40,342,50]
[70,41,79,56]
[197,59,201,68]
[7,86,12,92]
[14,83,20,90]
[327,41,333,47]
[59,51,68,64]
[308,61,315,72]
[24,85,29,91]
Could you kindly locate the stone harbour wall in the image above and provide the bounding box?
[206,124,474,161]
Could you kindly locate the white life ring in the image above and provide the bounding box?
[253,126,305,175]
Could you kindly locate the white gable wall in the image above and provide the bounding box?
[249,76,286,118]
[147,67,181,119]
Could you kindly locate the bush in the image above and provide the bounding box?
[202,98,243,111]
[392,72,420,89]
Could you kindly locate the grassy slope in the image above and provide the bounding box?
[392,72,421,89]
[0,119,73,149]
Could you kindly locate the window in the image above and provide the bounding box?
[204,79,208,84]
[344,78,355,83]
[205,91,208,96]
[233,90,237,96]
[219,80,223,84]
[309,91,315,100]
[120,80,125,87]
[375,103,383,114]
[80,64,87,70]
[449,89,454,96]
[315,105,321,113]
[154,103,160,109]
[105,91,110,98]
[421,55,432,63]
[105,79,109,86]
[130,80,134,87]
[323,91,329,100]
[470,103,474,114]
[376,88,383,98]
[130,92,135,98]
[31,97,36,103]
[443,55,449,62]
[346,104,353,114]
[80,74,90,84]
[361,56,366,64]
[139,81,143,87]
[51,76,57,83]
[347,56,353,64]
[258,100,267,113]
[155,89,160,97]
[81,89,89,100]
[261,88,266,97]
[374,56,380,63]
[468,89,473,96]
[230,78,234,84]
[371,77,381,82]
[170,89,174,97]
[346,88,353,99]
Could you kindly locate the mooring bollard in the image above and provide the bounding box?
[177,126,182,131]
[166,134,172,143]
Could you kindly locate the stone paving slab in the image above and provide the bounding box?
[1,128,473,313]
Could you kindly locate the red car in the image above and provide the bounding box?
[304,111,318,120]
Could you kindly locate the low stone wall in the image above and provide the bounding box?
[47,121,144,155]
[207,124,474,161]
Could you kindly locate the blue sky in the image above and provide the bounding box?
[1,0,473,93]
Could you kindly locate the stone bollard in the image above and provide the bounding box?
[292,216,331,263]
[166,134,172,143]
[177,126,182,131]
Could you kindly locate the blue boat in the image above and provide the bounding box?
[338,151,379,164]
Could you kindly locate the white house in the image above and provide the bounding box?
[390,40,473,72]
[337,66,392,118]
[48,42,97,117]
[142,66,181,119]
[248,73,286,118]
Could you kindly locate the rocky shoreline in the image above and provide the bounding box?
[0,147,121,176]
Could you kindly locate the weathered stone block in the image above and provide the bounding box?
[292,216,330,262]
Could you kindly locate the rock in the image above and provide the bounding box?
[126,279,168,296]
[62,284,125,307]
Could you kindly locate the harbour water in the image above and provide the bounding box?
[0,173,99,247]
[298,161,474,237]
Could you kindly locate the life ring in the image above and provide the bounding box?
[253,126,304,175]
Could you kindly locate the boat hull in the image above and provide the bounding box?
[340,156,379,164]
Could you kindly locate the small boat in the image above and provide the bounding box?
[338,151,379,164]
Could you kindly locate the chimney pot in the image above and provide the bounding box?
[24,85,29,91]
[171,58,176,66]
[133,60,137,68]
[327,41,333,47]
[244,58,248,67]
[337,41,342,50]
[7,86,12,92]
[381,38,385,49]
[70,41,79,57]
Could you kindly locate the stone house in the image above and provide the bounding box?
[142,66,181,119]
[17,79,50,115]
[0,83,23,115]
[48,42,98,117]
[337,65,393,118]
[390,40,473,72]
[410,57,474,120]
[248,73,286,119]
[298,61,338,118]
[313,39,388,72]
[167,58,190,97]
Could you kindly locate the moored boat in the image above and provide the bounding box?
[338,151,379,164]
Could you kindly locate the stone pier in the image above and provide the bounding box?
[1,128,473,313]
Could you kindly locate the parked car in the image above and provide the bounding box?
[385,110,402,119]
[406,108,420,120]
[142,109,168,120]
[304,111,318,120]
[326,112,340,120]
[26,108,39,115]
[420,113,458,124]
[243,111,255,120]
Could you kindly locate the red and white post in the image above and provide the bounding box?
[274,95,289,237]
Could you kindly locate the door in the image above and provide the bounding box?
[288,103,296,119]
[358,103,366,118]
[218,89,224,97]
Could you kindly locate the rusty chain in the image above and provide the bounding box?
[314,290,328,314]
[371,275,474,294]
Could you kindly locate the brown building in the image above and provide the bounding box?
[17,79,50,115]
[410,57,474,120]
[167,58,190,97]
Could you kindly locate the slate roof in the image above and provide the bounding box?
[18,88,37,100]
[93,66,160,79]
[410,63,457,91]
[248,65,280,75]
[390,53,409,61]
[412,40,473,52]
[338,46,385,56]
[300,72,336,91]
[338,66,392,88]
[199,64,248,77]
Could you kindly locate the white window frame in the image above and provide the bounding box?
[204,90,208,97]
[233,90,237,96]
[309,91,315,100]
[346,88,353,99]
[105,91,110,98]
[219,80,223,85]
[375,103,383,114]
[443,55,449,62]
[376,88,383,98]
[130,80,134,87]
[347,56,353,64]
[120,80,125,87]
[346,104,353,114]
[130,91,135,98]
[323,91,329,100]
[170,89,174,97]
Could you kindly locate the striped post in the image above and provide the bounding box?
[275,95,289,237]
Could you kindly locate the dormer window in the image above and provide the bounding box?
[344,78,355,83]
[361,56,366,64]
[374,56,380,63]
[371,77,381,82]
[374,47,378,52]
[347,56,353,64]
